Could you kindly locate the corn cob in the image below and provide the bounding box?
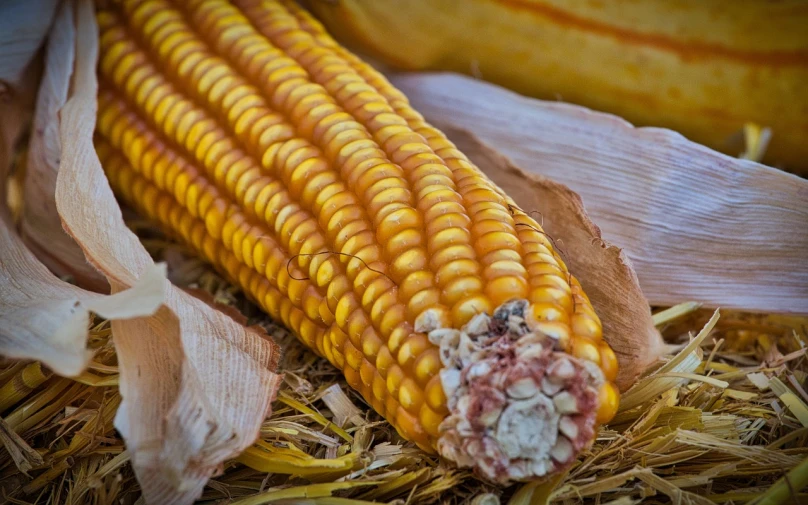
[95,0,619,483]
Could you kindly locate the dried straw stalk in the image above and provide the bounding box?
[2,229,806,504]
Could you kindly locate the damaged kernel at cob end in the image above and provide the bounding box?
[94,0,619,484]
[433,300,615,483]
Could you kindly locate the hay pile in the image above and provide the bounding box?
[1,218,807,504]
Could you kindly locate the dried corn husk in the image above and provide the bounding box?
[392,73,808,315]
[20,0,107,290]
[0,2,282,503]
[0,0,59,88]
[0,4,162,378]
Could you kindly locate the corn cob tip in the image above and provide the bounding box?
[433,299,605,484]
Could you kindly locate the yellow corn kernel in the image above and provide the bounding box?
[597,382,620,425]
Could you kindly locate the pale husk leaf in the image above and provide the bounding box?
[0,230,165,376]
[0,12,163,378]
[48,2,283,504]
[445,128,665,389]
[20,0,107,291]
[0,0,283,503]
[0,0,59,88]
[392,73,808,314]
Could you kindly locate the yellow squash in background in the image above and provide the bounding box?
[308,0,808,173]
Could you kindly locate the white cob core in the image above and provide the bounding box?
[429,300,603,484]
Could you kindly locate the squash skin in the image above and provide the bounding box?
[308,0,808,173]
